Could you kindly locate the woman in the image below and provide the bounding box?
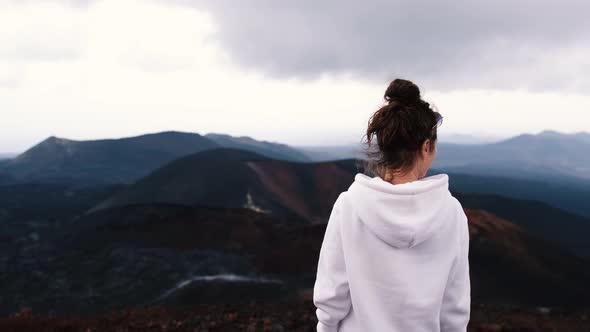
[313,79,470,332]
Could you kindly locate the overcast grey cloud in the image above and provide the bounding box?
[169,0,590,92]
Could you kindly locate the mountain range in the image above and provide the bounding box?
[434,130,590,180]
[0,131,308,185]
[3,129,589,183]
[2,130,589,217]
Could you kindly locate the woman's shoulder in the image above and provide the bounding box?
[445,194,469,232]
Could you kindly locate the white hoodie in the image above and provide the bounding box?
[313,172,470,332]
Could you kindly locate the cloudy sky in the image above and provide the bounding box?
[1,0,589,153]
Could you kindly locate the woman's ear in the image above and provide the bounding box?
[422,139,431,154]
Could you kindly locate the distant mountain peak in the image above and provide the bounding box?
[42,135,75,145]
[205,133,231,138]
[205,133,310,162]
[206,133,283,145]
[25,135,77,153]
[534,130,590,144]
[537,129,564,137]
[206,133,268,146]
[138,130,204,138]
[495,129,590,145]
[15,135,77,160]
[536,129,590,138]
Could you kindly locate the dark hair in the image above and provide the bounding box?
[360,78,442,178]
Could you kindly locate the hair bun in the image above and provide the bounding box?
[384,78,421,105]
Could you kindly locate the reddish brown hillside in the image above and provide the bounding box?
[91,149,357,223]
[246,160,354,223]
[464,208,590,306]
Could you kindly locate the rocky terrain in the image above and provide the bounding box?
[1,299,589,332]
[1,204,589,316]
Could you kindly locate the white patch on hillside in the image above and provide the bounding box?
[242,191,271,214]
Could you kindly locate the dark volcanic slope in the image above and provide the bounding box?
[0,183,123,251]
[3,204,324,314]
[465,208,590,306]
[455,192,590,257]
[0,171,14,185]
[7,203,588,314]
[90,148,358,223]
[62,204,322,276]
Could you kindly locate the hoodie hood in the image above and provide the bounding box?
[346,172,452,249]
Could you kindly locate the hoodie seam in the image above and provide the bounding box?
[353,173,449,196]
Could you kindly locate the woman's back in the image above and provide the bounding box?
[313,172,470,331]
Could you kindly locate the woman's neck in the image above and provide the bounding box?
[383,168,422,185]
